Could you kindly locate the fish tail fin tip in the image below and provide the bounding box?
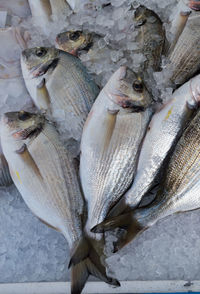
[70,237,120,293]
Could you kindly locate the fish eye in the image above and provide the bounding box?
[18,111,31,121]
[36,48,47,57]
[133,80,143,92]
[69,31,81,41]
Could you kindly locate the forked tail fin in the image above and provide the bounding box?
[91,212,146,252]
[70,237,120,294]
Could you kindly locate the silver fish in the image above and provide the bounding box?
[80,66,152,240]
[0,111,119,294]
[106,73,200,219]
[21,47,99,142]
[92,106,200,251]
[166,10,200,86]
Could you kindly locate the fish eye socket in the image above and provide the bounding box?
[69,31,81,41]
[18,111,31,121]
[133,81,143,92]
[36,48,47,57]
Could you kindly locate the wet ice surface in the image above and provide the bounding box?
[1,0,200,284]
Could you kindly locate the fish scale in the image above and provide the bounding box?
[167,10,200,85]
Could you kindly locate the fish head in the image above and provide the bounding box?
[21,47,59,79]
[1,111,45,142]
[56,30,93,56]
[104,66,152,112]
[134,5,160,27]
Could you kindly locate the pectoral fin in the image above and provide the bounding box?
[15,144,43,180]
[101,109,119,152]
[36,78,50,112]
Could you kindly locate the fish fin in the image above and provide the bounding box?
[91,213,133,233]
[168,11,191,55]
[101,108,119,152]
[37,217,60,232]
[0,154,13,187]
[15,143,27,154]
[68,237,90,268]
[107,197,127,218]
[70,237,120,293]
[36,78,50,112]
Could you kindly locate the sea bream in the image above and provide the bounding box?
[21,47,99,142]
[93,106,200,251]
[0,111,119,294]
[105,73,200,219]
[132,5,165,99]
[80,66,152,240]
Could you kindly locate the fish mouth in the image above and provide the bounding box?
[30,58,59,78]
[12,125,43,140]
[188,0,200,10]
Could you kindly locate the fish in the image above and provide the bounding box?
[0,111,119,294]
[56,30,93,56]
[166,9,200,87]
[92,106,200,251]
[80,66,152,241]
[21,47,99,142]
[133,5,165,72]
[132,5,165,99]
[105,73,200,220]
[189,0,200,11]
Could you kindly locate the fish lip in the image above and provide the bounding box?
[188,1,200,10]
[30,58,59,78]
[104,89,146,112]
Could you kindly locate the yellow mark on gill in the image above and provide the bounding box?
[164,107,173,120]
[15,171,22,183]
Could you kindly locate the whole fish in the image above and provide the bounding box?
[21,47,99,142]
[56,30,93,56]
[132,5,165,100]
[133,5,165,73]
[92,107,200,251]
[166,10,200,86]
[0,111,119,294]
[105,73,200,219]
[80,66,152,240]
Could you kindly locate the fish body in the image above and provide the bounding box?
[56,31,93,56]
[0,148,12,187]
[0,111,119,293]
[166,10,200,86]
[80,66,152,239]
[21,47,99,141]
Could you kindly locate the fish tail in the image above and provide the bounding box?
[91,212,146,252]
[70,237,120,294]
